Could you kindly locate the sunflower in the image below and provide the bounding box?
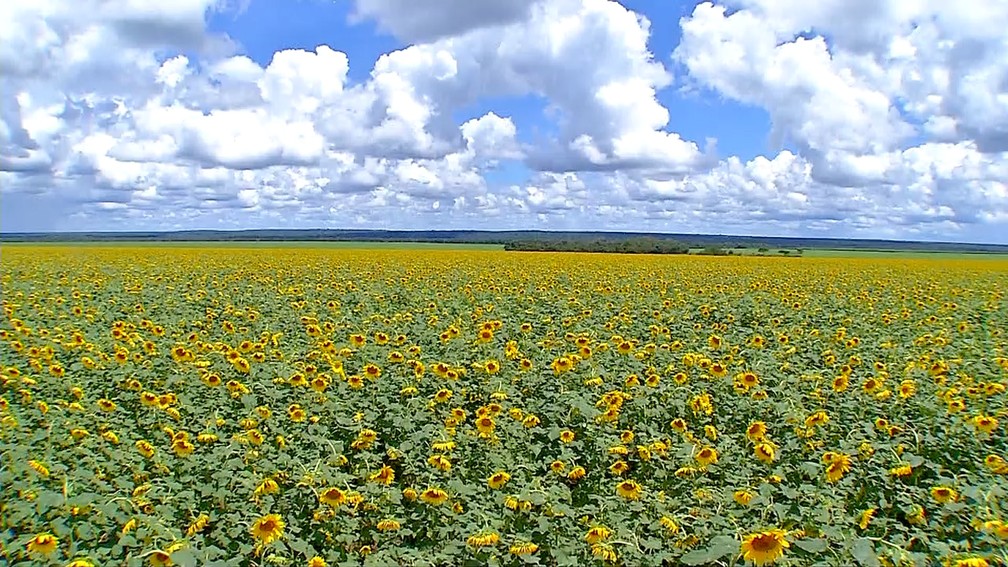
[825,453,852,482]
[308,556,327,567]
[609,460,630,475]
[616,479,642,500]
[466,531,501,548]
[369,465,395,485]
[832,375,849,392]
[287,404,306,422]
[740,529,789,565]
[250,514,284,545]
[149,550,173,567]
[746,421,767,441]
[509,541,539,556]
[255,477,280,496]
[420,487,449,505]
[754,442,776,464]
[560,430,576,443]
[931,485,958,503]
[319,487,346,507]
[551,356,573,374]
[172,439,195,457]
[858,508,876,530]
[985,454,1008,474]
[592,542,618,562]
[186,514,210,536]
[637,445,652,460]
[28,460,50,477]
[246,430,265,445]
[476,416,495,435]
[136,440,155,459]
[584,525,612,544]
[973,415,999,434]
[428,454,451,471]
[734,490,754,506]
[488,471,511,489]
[310,376,329,392]
[805,410,830,428]
[954,558,990,567]
[889,463,913,478]
[26,532,58,555]
[898,380,916,398]
[376,518,401,532]
[739,371,759,389]
[695,446,718,468]
[947,399,966,413]
[659,516,680,533]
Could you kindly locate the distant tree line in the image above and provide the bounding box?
[503,237,690,254]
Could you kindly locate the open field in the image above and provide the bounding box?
[1,246,1007,566]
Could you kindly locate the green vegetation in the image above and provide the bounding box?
[503,237,690,254]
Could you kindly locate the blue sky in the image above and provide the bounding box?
[2,0,1007,242]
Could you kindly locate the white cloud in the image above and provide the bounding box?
[461,113,522,161]
[0,0,1006,242]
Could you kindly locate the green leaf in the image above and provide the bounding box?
[680,535,737,565]
[851,538,880,567]
[795,538,829,553]
[170,548,200,567]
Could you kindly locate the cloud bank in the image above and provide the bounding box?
[1,0,1006,242]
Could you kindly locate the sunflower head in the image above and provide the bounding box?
[740,529,790,566]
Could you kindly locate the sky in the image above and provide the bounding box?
[1,0,1007,243]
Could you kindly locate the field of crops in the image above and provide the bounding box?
[1,245,1006,567]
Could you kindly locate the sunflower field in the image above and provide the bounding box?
[1,245,1007,567]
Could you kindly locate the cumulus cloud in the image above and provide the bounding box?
[0,0,1006,242]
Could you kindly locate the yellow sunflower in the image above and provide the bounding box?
[616,479,642,500]
[420,487,449,505]
[26,532,58,555]
[931,485,958,504]
[740,529,789,565]
[754,442,776,464]
[695,446,718,468]
[488,471,511,489]
[250,513,284,545]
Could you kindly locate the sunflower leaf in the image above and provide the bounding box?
[795,538,829,553]
[680,535,738,565]
[851,538,881,567]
